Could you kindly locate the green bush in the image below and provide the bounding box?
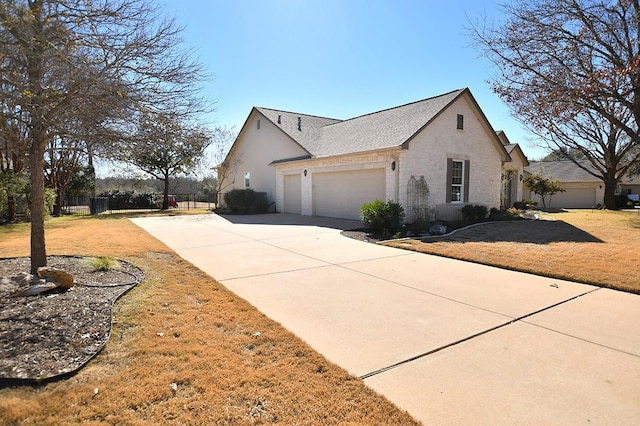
[360,199,405,234]
[224,189,270,214]
[460,204,488,224]
[96,189,155,209]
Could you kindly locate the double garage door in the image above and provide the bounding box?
[548,187,597,208]
[313,169,386,220]
[283,169,386,220]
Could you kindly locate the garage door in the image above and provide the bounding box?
[283,174,301,214]
[548,187,596,208]
[313,169,386,220]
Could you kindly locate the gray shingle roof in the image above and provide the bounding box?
[313,89,465,157]
[504,143,530,166]
[256,89,466,158]
[255,108,342,155]
[525,161,601,183]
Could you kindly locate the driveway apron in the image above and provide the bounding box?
[132,213,640,425]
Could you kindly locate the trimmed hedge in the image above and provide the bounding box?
[224,189,270,214]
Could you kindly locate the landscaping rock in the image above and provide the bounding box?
[38,267,75,289]
[429,224,448,235]
[19,281,59,296]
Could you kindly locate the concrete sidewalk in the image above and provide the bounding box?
[132,213,640,425]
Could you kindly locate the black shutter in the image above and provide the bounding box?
[446,158,453,203]
[464,160,470,202]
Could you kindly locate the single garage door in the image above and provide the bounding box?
[283,174,302,214]
[313,169,386,220]
[548,187,597,208]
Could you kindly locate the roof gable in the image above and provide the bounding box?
[504,144,530,166]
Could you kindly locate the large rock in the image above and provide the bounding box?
[38,267,75,289]
[19,281,59,296]
[429,224,448,235]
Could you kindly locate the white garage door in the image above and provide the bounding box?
[283,174,301,214]
[548,187,596,208]
[313,169,386,220]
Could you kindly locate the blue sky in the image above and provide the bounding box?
[159,0,548,160]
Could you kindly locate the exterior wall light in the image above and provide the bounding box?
[303,169,307,176]
[391,161,396,171]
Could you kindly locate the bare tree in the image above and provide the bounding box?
[470,0,640,209]
[44,134,87,216]
[124,112,212,210]
[207,127,239,206]
[0,0,209,273]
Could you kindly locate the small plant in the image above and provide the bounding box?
[523,172,565,209]
[360,199,405,234]
[507,207,523,217]
[87,256,121,272]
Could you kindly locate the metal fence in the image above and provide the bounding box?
[62,194,215,216]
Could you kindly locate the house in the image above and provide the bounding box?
[524,160,640,208]
[219,88,517,221]
[497,131,529,208]
[524,161,605,208]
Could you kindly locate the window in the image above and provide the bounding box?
[244,172,250,188]
[446,159,469,203]
[456,114,464,130]
[451,160,463,202]
[257,119,261,129]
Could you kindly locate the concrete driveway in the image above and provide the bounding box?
[132,213,640,425]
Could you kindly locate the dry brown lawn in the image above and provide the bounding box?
[385,209,640,294]
[0,214,419,425]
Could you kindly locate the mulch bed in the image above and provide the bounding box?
[0,256,143,384]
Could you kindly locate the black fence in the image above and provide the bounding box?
[62,193,215,216]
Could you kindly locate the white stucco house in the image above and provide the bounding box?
[219,88,519,221]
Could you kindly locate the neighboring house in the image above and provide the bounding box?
[219,88,515,221]
[496,131,529,208]
[524,161,605,208]
[619,173,640,201]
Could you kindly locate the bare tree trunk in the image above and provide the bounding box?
[7,195,16,222]
[87,143,96,198]
[604,181,618,210]
[53,187,63,216]
[29,136,47,274]
[162,173,169,210]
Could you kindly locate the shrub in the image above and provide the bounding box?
[97,189,155,209]
[360,199,405,234]
[224,189,270,214]
[460,204,488,224]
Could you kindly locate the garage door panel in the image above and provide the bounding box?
[313,169,385,220]
[549,188,596,208]
[283,174,301,214]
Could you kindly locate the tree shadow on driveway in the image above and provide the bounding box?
[219,213,362,231]
[422,220,603,244]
